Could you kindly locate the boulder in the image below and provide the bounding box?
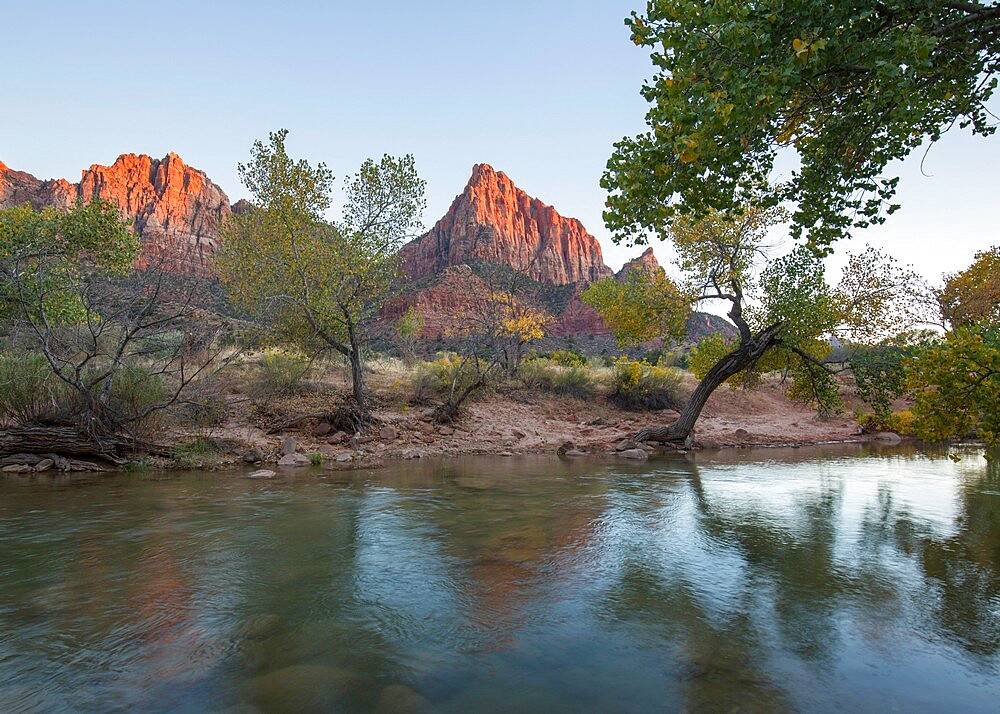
[33,458,55,473]
[556,440,576,456]
[617,449,649,460]
[875,431,902,445]
[335,452,352,463]
[401,449,424,460]
[276,453,310,467]
[616,439,638,452]
[437,426,454,436]
[2,464,32,473]
[380,425,399,443]
[312,422,333,437]
[242,447,263,463]
[280,437,296,456]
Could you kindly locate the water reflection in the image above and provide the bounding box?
[0,447,997,712]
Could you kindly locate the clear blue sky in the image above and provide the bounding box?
[2,0,998,284]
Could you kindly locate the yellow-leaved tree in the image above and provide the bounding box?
[216,130,425,415]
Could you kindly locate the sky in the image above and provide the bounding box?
[2,0,998,288]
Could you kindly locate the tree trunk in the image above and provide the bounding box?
[635,322,783,444]
[345,320,367,414]
[0,426,130,463]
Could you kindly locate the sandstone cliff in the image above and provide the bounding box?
[0,153,231,274]
[402,164,613,286]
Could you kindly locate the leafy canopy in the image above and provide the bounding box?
[0,200,136,324]
[909,324,1000,446]
[939,245,1000,328]
[606,1,1000,249]
[217,130,426,354]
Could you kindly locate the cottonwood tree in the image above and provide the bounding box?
[908,246,1000,445]
[608,1,1000,250]
[0,200,229,461]
[583,206,924,443]
[216,129,426,415]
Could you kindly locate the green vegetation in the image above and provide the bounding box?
[216,129,425,414]
[607,1,1000,250]
[610,358,684,411]
[519,358,594,399]
[908,249,1000,446]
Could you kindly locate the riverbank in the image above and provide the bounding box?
[188,371,880,473]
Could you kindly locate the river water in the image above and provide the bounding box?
[0,444,998,712]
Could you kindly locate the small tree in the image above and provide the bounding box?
[584,206,923,443]
[216,130,426,415]
[0,201,229,460]
[395,305,425,365]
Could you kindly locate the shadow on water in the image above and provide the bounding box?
[0,445,997,712]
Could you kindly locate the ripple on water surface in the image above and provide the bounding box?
[0,445,998,712]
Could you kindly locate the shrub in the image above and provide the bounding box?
[519,358,593,398]
[172,437,216,468]
[104,365,168,420]
[412,353,486,402]
[251,350,310,398]
[548,349,587,367]
[856,409,915,435]
[610,358,684,411]
[0,352,66,425]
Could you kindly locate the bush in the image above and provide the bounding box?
[412,353,486,402]
[610,358,684,411]
[172,436,216,468]
[519,358,593,398]
[548,349,587,367]
[0,352,66,425]
[856,409,915,435]
[251,350,310,398]
[104,365,168,419]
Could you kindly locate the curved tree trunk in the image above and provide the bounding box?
[635,322,783,444]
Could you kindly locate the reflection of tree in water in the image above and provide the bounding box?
[870,455,1000,658]
[596,463,796,712]
[687,464,847,667]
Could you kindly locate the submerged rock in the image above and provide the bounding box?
[249,664,358,712]
[247,469,276,480]
[617,449,648,460]
[374,683,434,714]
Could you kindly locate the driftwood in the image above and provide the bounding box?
[0,426,172,465]
[0,452,110,472]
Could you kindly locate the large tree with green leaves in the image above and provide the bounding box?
[908,246,1000,445]
[606,1,1000,250]
[583,206,923,443]
[216,130,425,414]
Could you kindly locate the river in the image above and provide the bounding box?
[1,444,997,712]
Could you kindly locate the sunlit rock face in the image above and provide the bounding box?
[0,153,231,274]
[402,163,613,286]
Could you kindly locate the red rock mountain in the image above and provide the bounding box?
[402,164,613,286]
[0,153,231,274]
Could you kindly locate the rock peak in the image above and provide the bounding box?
[0,153,231,274]
[402,164,613,286]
